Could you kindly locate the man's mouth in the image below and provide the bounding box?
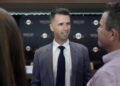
[62,32,68,36]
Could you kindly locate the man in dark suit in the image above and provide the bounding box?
[31,8,92,86]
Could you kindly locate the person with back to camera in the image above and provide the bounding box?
[31,8,92,86]
[87,1,120,86]
[0,8,27,86]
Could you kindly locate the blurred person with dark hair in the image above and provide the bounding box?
[31,8,91,86]
[0,8,27,86]
[87,2,120,86]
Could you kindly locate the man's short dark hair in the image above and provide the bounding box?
[105,2,120,34]
[50,8,70,24]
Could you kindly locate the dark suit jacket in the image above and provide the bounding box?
[31,41,92,86]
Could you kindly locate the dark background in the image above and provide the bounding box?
[13,13,106,70]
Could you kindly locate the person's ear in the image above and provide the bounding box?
[49,24,54,32]
[110,29,119,40]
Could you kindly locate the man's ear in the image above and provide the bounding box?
[110,29,119,40]
[49,24,54,32]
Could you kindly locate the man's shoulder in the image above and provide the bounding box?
[35,42,52,53]
[69,41,87,50]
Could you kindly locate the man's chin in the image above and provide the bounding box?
[62,36,68,39]
[98,41,102,47]
[98,41,104,49]
[61,38,68,41]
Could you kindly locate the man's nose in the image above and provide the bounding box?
[63,24,69,30]
[97,27,99,32]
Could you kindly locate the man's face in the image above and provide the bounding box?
[97,12,112,49]
[50,14,71,43]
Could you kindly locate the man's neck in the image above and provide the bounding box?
[107,44,120,53]
[55,39,68,45]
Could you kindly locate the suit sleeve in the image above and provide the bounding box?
[31,51,41,86]
[83,47,92,86]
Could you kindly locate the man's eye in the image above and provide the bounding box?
[59,23,63,26]
[67,23,71,25]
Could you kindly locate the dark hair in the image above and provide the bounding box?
[105,2,120,34]
[50,8,70,24]
[0,8,27,86]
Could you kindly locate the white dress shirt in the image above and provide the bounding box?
[53,39,72,86]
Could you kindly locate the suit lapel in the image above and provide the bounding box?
[46,43,54,86]
[70,42,78,86]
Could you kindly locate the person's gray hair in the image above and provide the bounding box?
[105,2,120,34]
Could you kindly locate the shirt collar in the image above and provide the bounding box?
[103,49,120,64]
[53,39,69,49]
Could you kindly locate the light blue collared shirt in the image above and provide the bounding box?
[87,49,120,86]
